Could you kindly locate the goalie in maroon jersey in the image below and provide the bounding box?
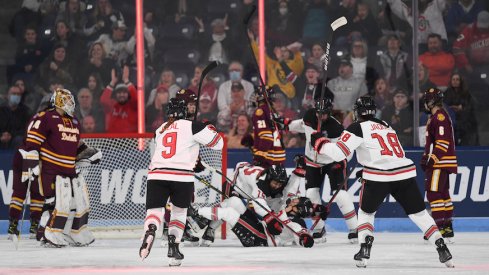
[421,88,458,243]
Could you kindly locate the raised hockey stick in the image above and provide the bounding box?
[314,16,347,162]
[194,61,220,121]
[198,161,303,238]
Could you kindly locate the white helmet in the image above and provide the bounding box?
[51,88,75,117]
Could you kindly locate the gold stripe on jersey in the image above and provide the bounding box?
[435,145,448,152]
[436,140,450,145]
[26,138,42,145]
[28,131,46,140]
[430,169,441,191]
[41,148,76,160]
[10,204,22,211]
[252,149,268,157]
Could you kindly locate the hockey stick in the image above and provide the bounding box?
[314,16,347,162]
[310,165,356,231]
[194,61,220,121]
[13,168,33,250]
[198,161,303,238]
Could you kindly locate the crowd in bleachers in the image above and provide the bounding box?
[1,0,488,150]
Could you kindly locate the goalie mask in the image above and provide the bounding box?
[423,88,443,114]
[167,98,188,119]
[176,89,197,119]
[353,96,376,121]
[51,88,75,117]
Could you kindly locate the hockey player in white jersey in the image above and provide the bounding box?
[196,162,314,248]
[311,96,453,268]
[139,97,223,266]
[276,97,357,243]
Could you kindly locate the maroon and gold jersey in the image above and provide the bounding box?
[424,108,457,173]
[252,103,285,167]
[25,109,80,176]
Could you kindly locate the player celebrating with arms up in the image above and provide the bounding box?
[311,96,454,268]
[139,97,223,266]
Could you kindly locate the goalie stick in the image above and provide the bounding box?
[194,61,220,121]
[314,16,347,162]
[197,161,304,238]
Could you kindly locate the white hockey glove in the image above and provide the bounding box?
[19,149,40,182]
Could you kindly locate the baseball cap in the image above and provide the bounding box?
[477,11,489,29]
[231,82,244,91]
[114,83,128,91]
[339,59,352,67]
[394,88,409,97]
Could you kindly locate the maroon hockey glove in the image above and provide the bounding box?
[299,233,314,248]
[240,134,254,148]
[263,213,283,235]
[312,204,330,220]
[421,154,438,170]
[310,132,330,152]
[292,154,306,177]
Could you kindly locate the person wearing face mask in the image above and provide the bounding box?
[217,61,255,113]
[268,0,301,45]
[0,85,32,149]
[196,16,237,64]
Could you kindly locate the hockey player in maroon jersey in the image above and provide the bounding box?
[421,88,458,242]
[7,103,51,241]
[250,87,286,167]
[275,97,358,243]
[311,96,453,268]
[139,97,223,266]
[21,88,82,247]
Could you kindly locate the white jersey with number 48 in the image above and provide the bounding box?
[148,119,223,182]
[318,118,416,182]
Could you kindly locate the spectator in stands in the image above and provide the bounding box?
[12,77,39,115]
[381,87,413,146]
[387,0,448,51]
[87,73,105,103]
[34,77,64,108]
[377,2,411,47]
[296,64,330,112]
[372,77,393,118]
[8,26,44,85]
[453,11,489,82]
[44,20,83,63]
[347,38,378,91]
[249,30,304,100]
[78,42,116,88]
[0,86,31,149]
[84,0,125,41]
[351,2,382,46]
[147,69,181,106]
[95,20,129,64]
[268,0,302,45]
[444,73,479,145]
[376,34,411,90]
[81,115,97,133]
[418,62,436,93]
[188,64,218,109]
[273,89,297,120]
[301,0,332,45]
[306,43,324,72]
[217,61,254,112]
[8,0,43,43]
[35,44,75,93]
[146,85,169,132]
[125,24,156,67]
[100,67,137,133]
[218,82,249,132]
[445,0,484,43]
[196,92,218,126]
[75,88,105,132]
[196,16,236,64]
[56,0,88,37]
[419,33,455,89]
[327,59,368,116]
[226,113,252,149]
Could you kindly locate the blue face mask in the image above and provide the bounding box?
[8,94,21,106]
[229,71,241,81]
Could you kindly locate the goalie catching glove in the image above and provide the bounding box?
[310,132,330,152]
[75,143,102,169]
[263,212,283,235]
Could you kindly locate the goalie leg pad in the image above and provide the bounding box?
[44,176,73,247]
[68,176,95,246]
[198,207,240,226]
[232,213,268,247]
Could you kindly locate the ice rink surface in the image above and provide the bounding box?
[0,232,488,275]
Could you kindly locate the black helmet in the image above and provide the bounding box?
[266,164,288,185]
[250,86,274,107]
[423,87,443,113]
[353,96,376,120]
[315,97,333,115]
[167,98,187,119]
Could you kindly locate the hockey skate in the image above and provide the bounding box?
[435,238,454,268]
[168,234,184,266]
[348,230,358,244]
[29,219,39,239]
[441,222,455,244]
[354,235,374,268]
[312,226,327,243]
[181,225,200,247]
[139,224,157,260]
[200,225,216,247]
[161,223,168,247]
[186,205,209,232]
[7,219,19,248]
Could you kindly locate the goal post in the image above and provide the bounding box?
[79,133,227,239]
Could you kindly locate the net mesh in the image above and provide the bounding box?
[80,136,225,234]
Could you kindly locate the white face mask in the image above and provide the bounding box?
[279,7,288,15]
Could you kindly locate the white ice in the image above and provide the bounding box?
[1,232,488,275]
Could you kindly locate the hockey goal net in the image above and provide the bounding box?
[79,133,227,238]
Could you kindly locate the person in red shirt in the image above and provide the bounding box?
[421,88,458,243]
[419,34,455,89]
[100,66,138,133]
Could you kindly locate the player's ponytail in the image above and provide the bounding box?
[160,117,175,134]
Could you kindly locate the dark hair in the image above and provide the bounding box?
[427,33,442,41]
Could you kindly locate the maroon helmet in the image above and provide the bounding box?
[423,87,443,113]
[176,88,197,104]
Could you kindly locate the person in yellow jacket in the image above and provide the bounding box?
[248,30,304,99]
